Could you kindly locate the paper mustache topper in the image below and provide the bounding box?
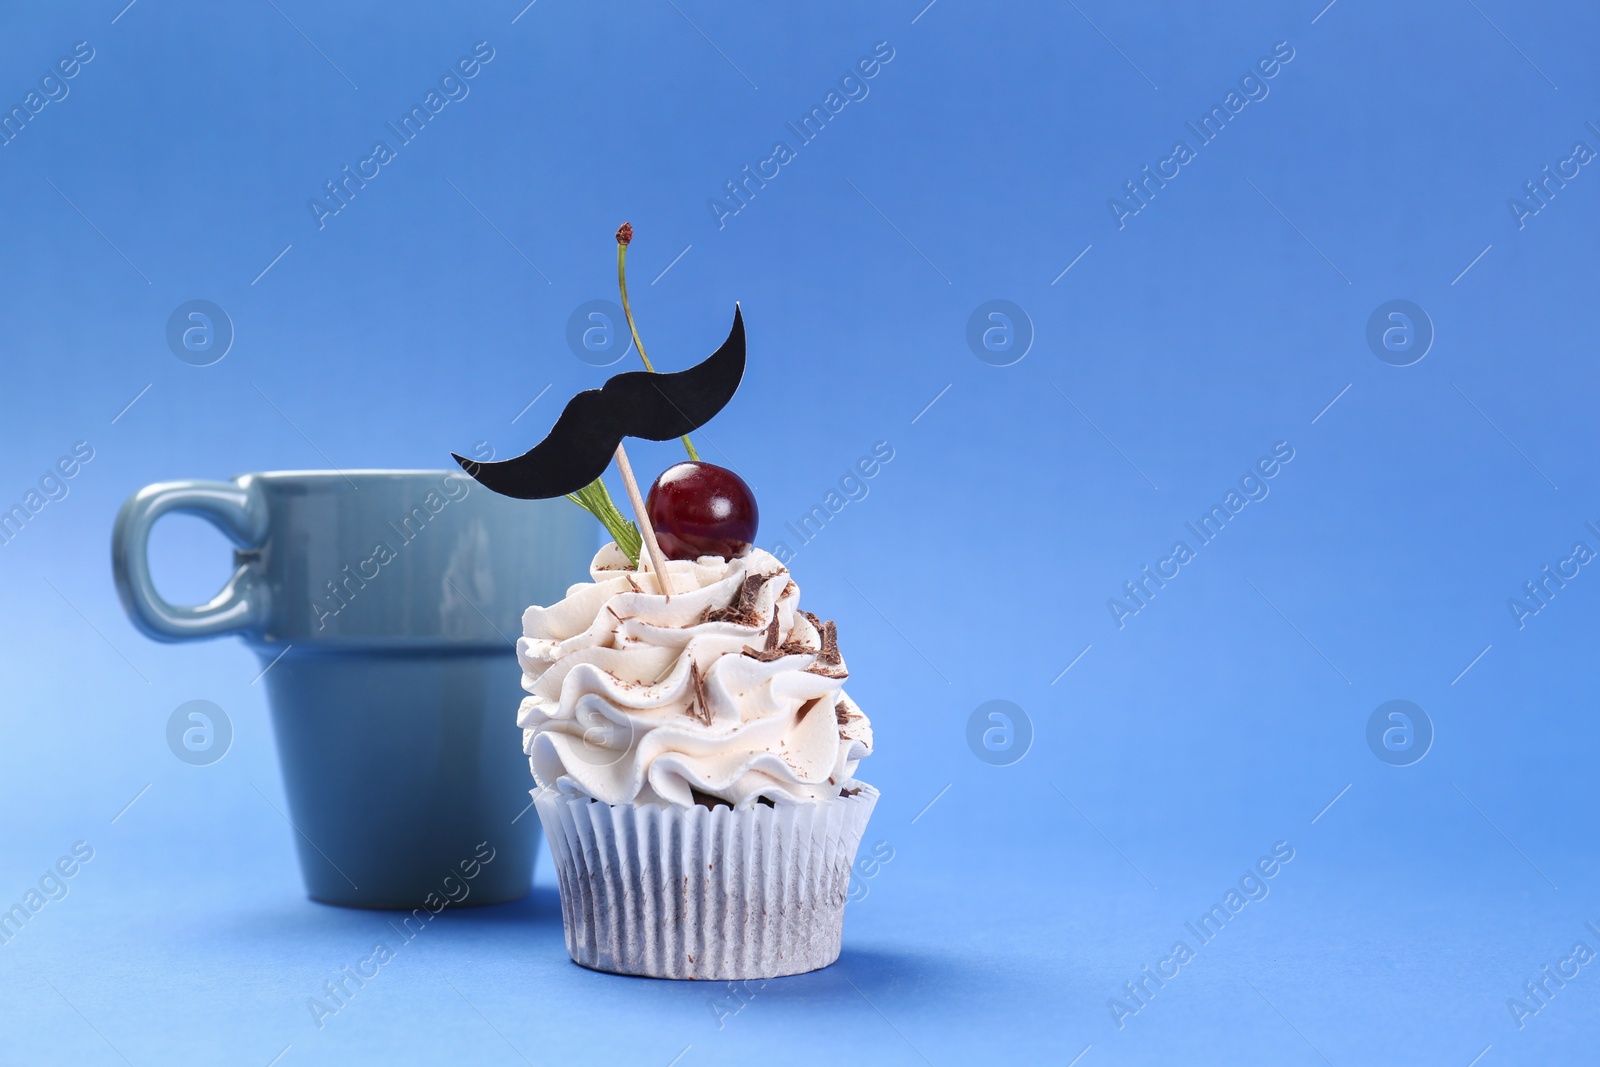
[453,305,745,500]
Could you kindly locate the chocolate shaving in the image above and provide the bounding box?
[839,786,863,798]
[684,662,713,726]
[626,576,643,594]
[741,638,815,663]
[814,620,841,666]
[835,700,853,726]
[701,573,767,627]
[797,614,846,677]
[735,604,848,677]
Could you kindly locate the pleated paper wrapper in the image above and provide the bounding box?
[535,783,878,980]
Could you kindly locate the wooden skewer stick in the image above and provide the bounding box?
[612,442,676,597]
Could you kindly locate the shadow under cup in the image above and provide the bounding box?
[111,469,594,908]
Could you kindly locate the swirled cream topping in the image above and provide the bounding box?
[516,545,873,809]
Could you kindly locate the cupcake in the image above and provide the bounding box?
[521,541,875,979]
[451,223,875,979]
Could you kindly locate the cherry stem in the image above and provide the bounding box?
[617,234,699,462]
[612,442,676,597]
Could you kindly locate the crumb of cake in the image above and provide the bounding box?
[689,786,772,810]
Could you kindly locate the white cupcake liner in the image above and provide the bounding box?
[535,783,878,980]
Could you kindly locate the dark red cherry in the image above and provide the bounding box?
[645,461,758,560]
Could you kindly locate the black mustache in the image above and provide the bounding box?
[452,305,745,499]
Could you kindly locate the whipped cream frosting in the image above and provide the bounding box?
[516,545,873,809]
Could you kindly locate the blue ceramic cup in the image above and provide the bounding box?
[111,469,592,909]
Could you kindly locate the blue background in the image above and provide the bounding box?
[2,0,1597,1063]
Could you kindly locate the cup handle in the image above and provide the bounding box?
[111,478,271,641]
